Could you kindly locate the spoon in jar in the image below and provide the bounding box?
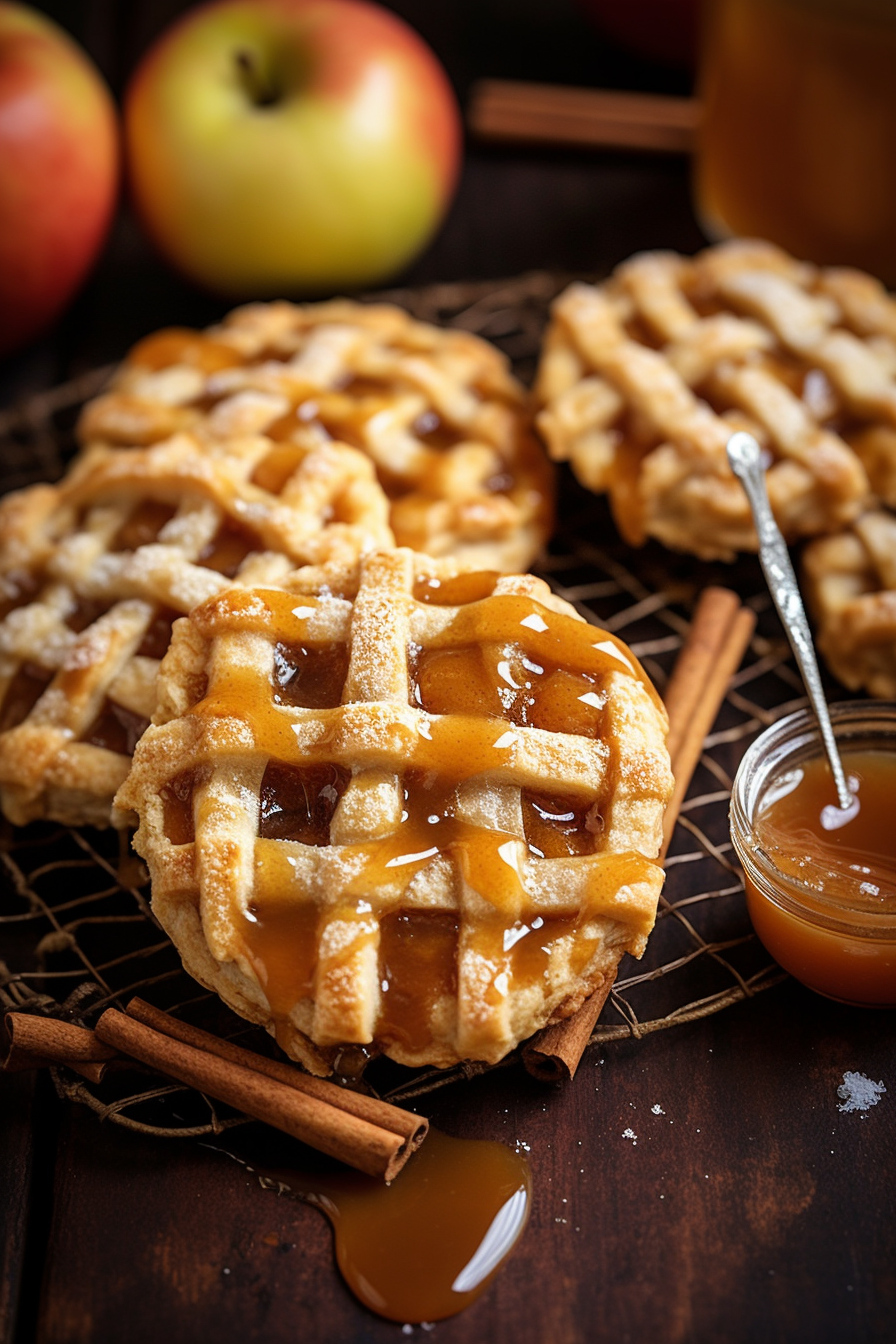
[726,431,856,822]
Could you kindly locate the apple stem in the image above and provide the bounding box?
[235,50,280,108]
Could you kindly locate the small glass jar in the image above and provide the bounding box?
[730,701,896,1007]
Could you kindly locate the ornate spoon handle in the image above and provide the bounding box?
[726,431,853,811]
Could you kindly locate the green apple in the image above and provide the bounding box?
[125,0,462,296]
[0,3,119,357]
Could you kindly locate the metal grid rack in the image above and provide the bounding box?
[0,270,800,1131]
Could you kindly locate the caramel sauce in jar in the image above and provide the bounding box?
[216,1126,531,1323]
[730,704,896,1006]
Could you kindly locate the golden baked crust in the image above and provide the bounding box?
[114,548,672,1073]
[0,433,392,828]
[79,299,555,572]
[533,240,891,560]
[803,509,896,699]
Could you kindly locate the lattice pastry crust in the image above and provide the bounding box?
[533,239,894,560]
[78,298,555,572]
[0,433,392,827]
[115,548,672,1073]
[803,509,896,700]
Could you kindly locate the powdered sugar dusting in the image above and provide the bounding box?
[837,1071,886,1113]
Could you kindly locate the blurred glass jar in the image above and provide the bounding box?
[694,0,896,284]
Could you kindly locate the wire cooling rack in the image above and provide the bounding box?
[0,270,802,1133]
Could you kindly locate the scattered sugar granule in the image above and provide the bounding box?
[837,1072,887,1113]
[622,1127,637,1145]
[651,1104,665,1116]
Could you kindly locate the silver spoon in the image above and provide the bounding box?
[726,430,855,816]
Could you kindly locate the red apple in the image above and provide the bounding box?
[0,3,119,358]
[124,0,462,297]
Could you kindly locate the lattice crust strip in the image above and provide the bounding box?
[0,432,393,828]
[77,298,556,573]
[116,547,672,1074]
[533,239,896,561]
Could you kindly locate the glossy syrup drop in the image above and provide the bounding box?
[217,1127,531,1323]
[754,750,896,908]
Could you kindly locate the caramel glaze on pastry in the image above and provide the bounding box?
[0,433,392,827]
[533,239,896,561]
[78,299,555,573]
[115,548,672,1074]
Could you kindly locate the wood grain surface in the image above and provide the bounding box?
[22,984,896,1344]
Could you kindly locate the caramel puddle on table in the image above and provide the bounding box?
[208,1127,531,1323]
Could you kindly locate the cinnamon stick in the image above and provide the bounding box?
[94,1006,425,1181]
[663,587,743,765]
[522,587,755,1081]
[468,79,700,154]
[125,998,425,1150]
[520,975,615,1085]
[660,599,756,859]
[3,1012,117,1084]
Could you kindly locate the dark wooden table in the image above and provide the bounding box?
[2,5,895,1342]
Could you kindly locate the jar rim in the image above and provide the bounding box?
[730,700,896,935]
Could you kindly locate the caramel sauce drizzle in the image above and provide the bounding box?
[413,572,500,605]
[177,585,660,1048]
[214,1126,531,1324]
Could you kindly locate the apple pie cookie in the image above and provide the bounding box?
[803,509,896,700]
[78,299,555,571]
[533,239,891,560]
[115,547,672,1073]
[0,433,392,828]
